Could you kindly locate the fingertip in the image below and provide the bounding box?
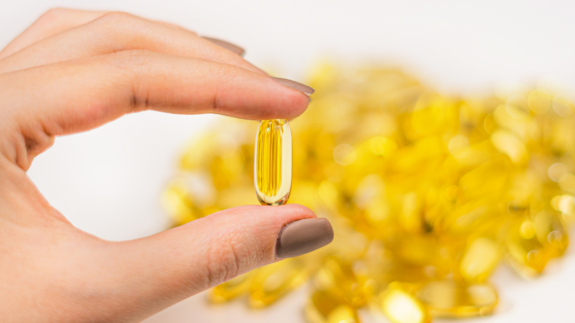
[265,203,317,227]
[265,77,312,120]
[280,203,316,219]
[213,71,311,120]
[275,217,334,259]
[202,36,245,56]
[225,203,316,228]
[235,204,330,260]
[271,77,315,96]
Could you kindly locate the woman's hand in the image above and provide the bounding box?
[0,9,333,322]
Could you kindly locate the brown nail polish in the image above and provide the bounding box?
[271,77,315,96]
[203,37,245,56]
[275,218,334,259]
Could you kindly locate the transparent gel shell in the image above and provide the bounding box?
[254,119,292,206]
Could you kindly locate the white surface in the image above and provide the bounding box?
[2,1,575,322]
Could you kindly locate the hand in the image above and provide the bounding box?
[0,9,333,322]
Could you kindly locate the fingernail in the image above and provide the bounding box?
[275,218,334,259]
[202,37,245,56]
[271,77,315,96]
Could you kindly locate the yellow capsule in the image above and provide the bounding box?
[209,270,256,303]
[361,245,430,285]
[459,159,510,199]
[377,283,431,323]
[254,119,292,205]
[416,280,498,318]
[217,186,259,210]
[551,194,575,222]
[460,238,501,283]
[249,259,308,308]
[527,89,553,114]
[490,130,528,164]
[392,235,457,271]
[532,211,569,256]
[315,257,368,307]
[305,289,360,323]
[161,176,213,225]
[506,219,552,277]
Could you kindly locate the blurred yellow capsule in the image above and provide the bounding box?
[388,136,444,177]
[399,192,424,234]
[459,160,509,199]
[416,280,498,317]
[548,163,569,182]
[333,144,357,166]
[483,113,497,134]
[318,180,341,208]
[460,238,501,283]
[249,259,308,308]
[505,95,530,120]
[559,173,575,194]
[553,94,575,117]
[361,246,433,287]
[532,211,569,256]
[179,133,220,171]
[370,136,397,157]
[377,283,431,323]
[551,194,575,223]
[315,257,368,307]
[506,219,553,277]
[305,289,360,323]
[209,270,256,303]
[165,64,575,320]
[449,140,493,167]
[161,176,213,225]
[408,95,458,139]
[289,180,322,209]
[392,236,439,267]
[490,130,528,164]
[527,89,553,114]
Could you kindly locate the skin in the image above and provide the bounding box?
[0,9,316,322]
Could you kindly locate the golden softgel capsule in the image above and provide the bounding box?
[255,119,292,205]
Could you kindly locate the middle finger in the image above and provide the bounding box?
[0,12,263,75]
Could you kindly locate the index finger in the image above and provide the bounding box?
[0,50,313,170]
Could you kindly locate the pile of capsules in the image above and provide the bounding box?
[162,63,575,323]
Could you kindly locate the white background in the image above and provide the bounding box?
[1,1,575,322]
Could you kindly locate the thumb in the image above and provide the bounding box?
[110,204,333,319]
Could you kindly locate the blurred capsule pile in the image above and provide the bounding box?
[162,63,575,323]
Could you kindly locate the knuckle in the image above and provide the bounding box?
[89,12,151,53]
[205,231,256,287]
[110,50,155,72]
[22,126,55,163]
[208,65,240,113]
[38,8,68,24]
[214,63,238,79]
[87,12,152,60]
[92,11,141,34]
[97,11,136,25]
[114,49,154,62]
[106,50,156,112]
[206,241,240,286]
